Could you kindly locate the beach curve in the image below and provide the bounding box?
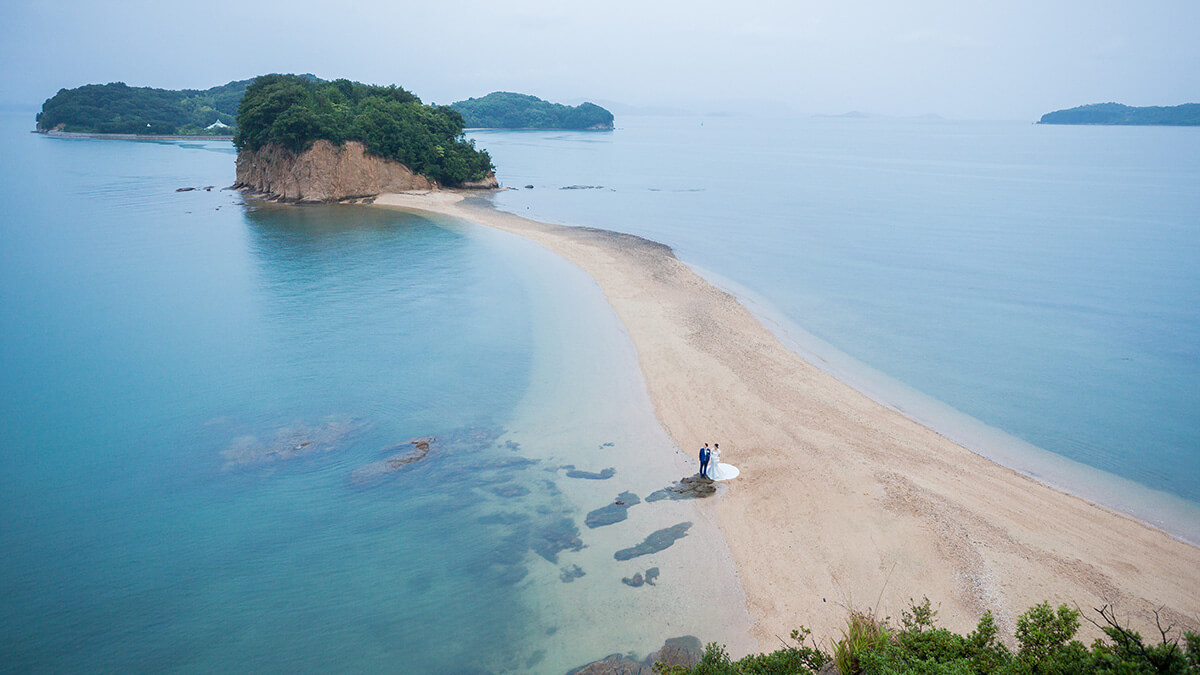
[373,190,1200,650]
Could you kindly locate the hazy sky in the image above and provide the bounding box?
[2,0,1197,120]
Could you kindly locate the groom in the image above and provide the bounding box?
[699,443,711,478]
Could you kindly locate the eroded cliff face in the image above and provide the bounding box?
[235,140,496,202]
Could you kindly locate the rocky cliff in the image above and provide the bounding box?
[234,139,497,202]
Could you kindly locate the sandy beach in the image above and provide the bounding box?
[374,190,1200,650]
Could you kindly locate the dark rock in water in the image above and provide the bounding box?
[563,465,616,480]
[491,456,537,470]
[567,636,702,675]
[646,475,716,502]
[532,517,584,563]
[560,564,585,583]
[614,522,692,561]
[524,184,534,189]
[490,484,530,498]
[347,436,437,483]
[621,566,660,588]
[585,491,641,528]
[176,186,195,192]
[600,441,615,448]
[221,416,365,469]
[567,653,649,675]
[648,636,702,669]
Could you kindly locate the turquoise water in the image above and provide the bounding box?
[0,114,753,672]
[476,116,1200,531]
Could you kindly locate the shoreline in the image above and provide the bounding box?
[372,190,1200,647]
[36,129,234,141]
[691,264,1200,547]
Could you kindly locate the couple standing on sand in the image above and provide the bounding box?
[698,442,740,481]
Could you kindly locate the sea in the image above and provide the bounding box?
[1,110,1197,672]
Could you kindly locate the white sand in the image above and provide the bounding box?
[374,190,1200,650]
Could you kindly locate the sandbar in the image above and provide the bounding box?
[374,190,1200,649]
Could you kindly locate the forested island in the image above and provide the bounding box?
[36,79,253,135]
[233,74,495,198]
[450,92,614,129]
[1038,102,1200,126]
[235,74,493,186]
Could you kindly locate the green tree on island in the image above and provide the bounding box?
[234,74,494,186]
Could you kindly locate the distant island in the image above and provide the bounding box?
[234,74,496,200]
[1038,102,1200,126]
[36,79,255,136]
[450,92,614,130]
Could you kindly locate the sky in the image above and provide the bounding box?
[2,0,1197,120]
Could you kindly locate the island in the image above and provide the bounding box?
[233,74,496,201]
[1037,102,1200,126]
[449,92,614,130]
[36,79,254,136]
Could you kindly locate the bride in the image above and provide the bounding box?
[706,443,740,481]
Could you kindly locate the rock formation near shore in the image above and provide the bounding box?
[234,140,497,202]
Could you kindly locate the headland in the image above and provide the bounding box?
[372,190,1200,651]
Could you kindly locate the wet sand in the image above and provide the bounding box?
[374,190,1200,650]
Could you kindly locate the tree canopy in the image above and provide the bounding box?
[450,92,614,130]
[234,74,494,186]
[36,79,252,135]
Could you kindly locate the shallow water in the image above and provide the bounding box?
[475,115,1200,538]
[0,113,750,673]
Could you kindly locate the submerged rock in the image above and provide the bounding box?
[614,522,692,561]
[490,484,530,498]
[567,636,702,674]
[220,417,364,469]
[560,564,586,583]
[563,465,616,480]
[645,567,660,585]
[532,517,585,563]
[585,491,641,528]
[347,437,436,483]
[621,566,660,588]
[646,475,716,501]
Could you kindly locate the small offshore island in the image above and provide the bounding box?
[232,74,497,200]
[36,78,251,136]
[1038,102,1200,126]
[450,92,614,130]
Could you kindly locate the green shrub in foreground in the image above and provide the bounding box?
[657,598,1199,675]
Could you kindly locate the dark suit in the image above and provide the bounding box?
[699,446,711,477]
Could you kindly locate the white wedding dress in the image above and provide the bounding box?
[706,449,740,481]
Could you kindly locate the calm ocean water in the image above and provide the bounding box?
[0,113,750,673]
[3,107,1198,671]
[474,115,1200,536]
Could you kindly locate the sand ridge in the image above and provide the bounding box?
[373,190,1200,650]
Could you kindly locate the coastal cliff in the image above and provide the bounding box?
[234,140,497,202]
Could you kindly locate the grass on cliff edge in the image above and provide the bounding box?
[654,598,1200,674]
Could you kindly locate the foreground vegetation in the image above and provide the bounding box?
[234,74,493,186]
[450,91,614,129]
[36,79,250,135]
[1038,102,1200,126]
[656,599,1200,674]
